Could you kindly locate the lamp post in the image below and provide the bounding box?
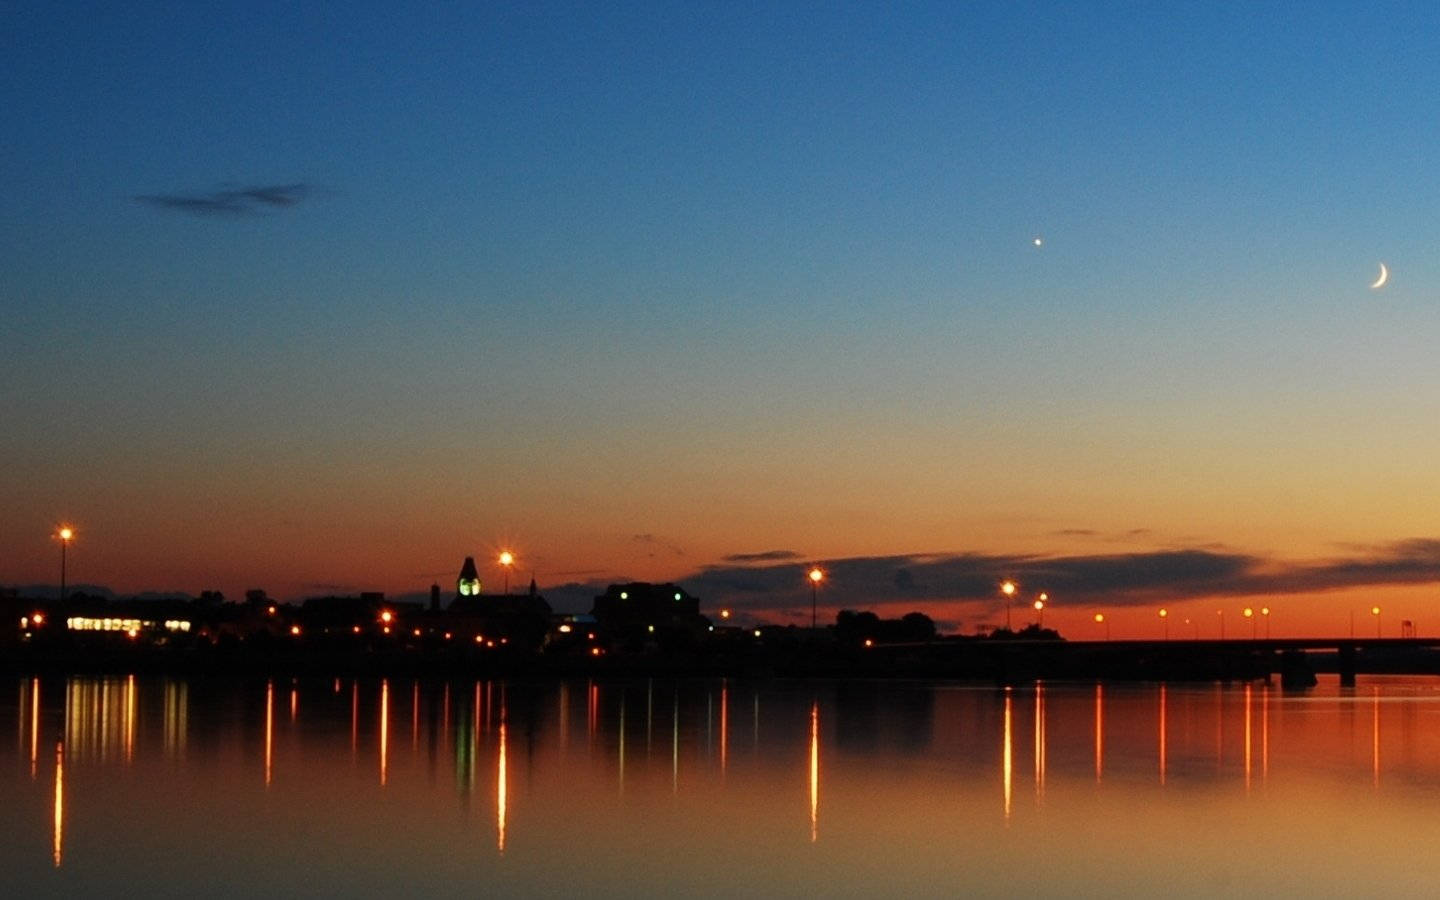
[1094,613,1109,641]
[1034,592,1047,629]
[1001,581,1016,632]
[1261,606,1271,639]
[1217,609,1225,640]
[57,526,74,603]
[1243,607,1255,639]
[808,568,824,630]
[1372,606,1381,639]
[499,551,514,594]
[1159,608,1169,640]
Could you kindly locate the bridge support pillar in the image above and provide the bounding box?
[1338,644,1357,687]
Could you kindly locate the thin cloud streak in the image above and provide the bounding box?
[135,183,312,216]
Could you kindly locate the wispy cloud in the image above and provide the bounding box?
[633,533,685,557]
[722,550,803,563]
[135,183,313,216]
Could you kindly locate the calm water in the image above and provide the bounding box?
[6,674,1440,897]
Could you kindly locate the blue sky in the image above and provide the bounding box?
[6,2,1440,632]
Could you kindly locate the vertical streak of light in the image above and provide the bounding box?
[442,683,450,754]
[588,681,598,746]
[31,678,41,778]
[124,674,135,765]
[1002,689,1013,823]
[290,686,298,722]
[1033,682,1046,804]
[99,679,110,764]
[1094,683,1104,783]
[53,741,64,868]
[1215,683,1224,772]
[474,682,482,752]
[351,680,359,759]
[497,722,508,855]
[379,679,390,787]
[1373,686,1381,788]
[1244,684,1253,793]
[1158,683,1168,786]
[265,680,274,787]
[1262,684,1270,782]
[809,701,820,843]
[720,680,728,776]
[558,682,568,752]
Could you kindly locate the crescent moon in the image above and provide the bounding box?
[1370,262,1389,290]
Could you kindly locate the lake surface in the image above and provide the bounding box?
[6,674,1440,897]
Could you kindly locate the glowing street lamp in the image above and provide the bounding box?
[1001,581,1017,632]
[56,526,74,603]
[1261,606,1271,639]
[1372,606,1382,639]
[1034,592,1048,628]
[808,568,824,630]
[1159,608,1169,641]
[499,551,514,595]
[1094,612,1109,641]
[1243,607,1255,639]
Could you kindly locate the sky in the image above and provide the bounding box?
[5,1,1440,636]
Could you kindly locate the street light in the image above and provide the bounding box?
[1001,581,1017,632]
[1034,592,1047,628]
[1217,609,1225,640]
[1094,612,1109,641]
[499,551,514,594]
[1243,607,1255,639]
[809,568,824,630]
[56,526,74,603]
[1261,607,1271,639]
[1159,608,1169,640]
[1372,606,1382,639]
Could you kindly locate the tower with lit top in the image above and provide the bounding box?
[457,557,481,598]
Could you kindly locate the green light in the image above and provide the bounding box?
[674,592,681,601]
[620,591,628,600]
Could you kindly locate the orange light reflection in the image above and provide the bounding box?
[53,741,64,868]
[1002,688,1013,823]
[264,680,274,787]
[1094,683,1104,783]
[379,679,390,787]
[1158,683,1168,786]
[1033,682,1046,805]
[809,700,820,843]
[497,721,508,855]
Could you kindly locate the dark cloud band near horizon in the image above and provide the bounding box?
[672,539,1440,612]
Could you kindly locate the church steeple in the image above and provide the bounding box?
[457,556,481,597]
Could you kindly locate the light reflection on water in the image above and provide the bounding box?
[9,675,1440,896]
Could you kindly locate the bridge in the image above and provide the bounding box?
[868,636,1440,685]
